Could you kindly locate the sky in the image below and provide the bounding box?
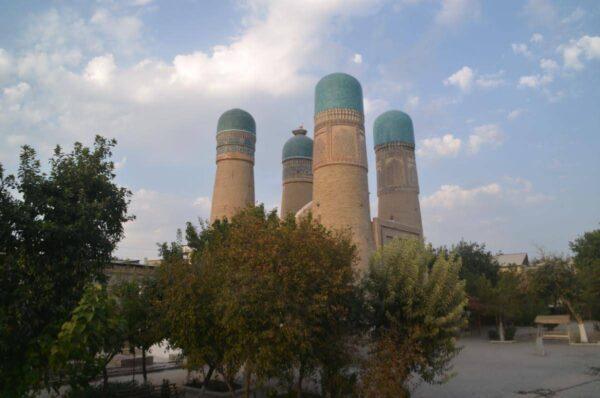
[0,0,599,260]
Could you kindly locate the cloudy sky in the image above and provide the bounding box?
[1,0,599,259]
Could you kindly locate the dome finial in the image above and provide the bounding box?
[293,125,307,136]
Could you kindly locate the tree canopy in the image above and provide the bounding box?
[361,238,467,397]
[0,136,131,396]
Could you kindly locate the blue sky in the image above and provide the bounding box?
[0,0,598,259]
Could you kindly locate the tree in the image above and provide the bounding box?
[570,229,600,320]
[49,283,126,392]
[361,238,467,397]
[530,255,590,343]
[475,270,526,341]
[113,277,162,383]
[451,240,499,298]
[161,207,360,398]
[0,136,131,396]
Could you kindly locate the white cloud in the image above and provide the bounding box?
[539,58,558,72]
[511,43,531,57]
[84,54,116,86]
[507,108,524,120]
[561,7,585,25]
[468,124,504,153]
[560,35,600,70]
[118,189,211,259]
[444,66,474,91]
[444,66,503,91]
[417,134,462,158]
[475,71,505,88]
[435,0,481,26]
[422,183,501,210]
[518,73,553,88]
[352,53,363,64]
[193,196,212,213]
[3,82,31,102]
[114,157,127,170]
[406,95,419,109]
[0,48,12,83]
[6,134,28,147]
[530,33,543,43]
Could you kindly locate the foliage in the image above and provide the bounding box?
[570,229,600,320]
[0,136,131,396]
[530,254,590,342]
[49,283,126,392]
[161,206,359,397]
[361,238,467,397]
[475,270,527,340]
[450,240,499,298]
[113,277,163,382]
[64,380,176,398]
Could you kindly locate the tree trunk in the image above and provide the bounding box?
[132,349,136,382]
[564,299,589,343]
[103,366,109,389]
[142,349,147,383]
[498,317,505,342]
[244,367,251,398]
[296,362,305,398]
[577,321,589,343]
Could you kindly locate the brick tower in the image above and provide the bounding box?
[210,108,256,223]
[372,110,423,247]
[312,73,375,272]
[281,127,313,218]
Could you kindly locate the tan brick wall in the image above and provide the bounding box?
[210,158,254,222]
[376,142,423,238]
[281,157,312,218]
[281,180,312,218]
[313,108,375,272]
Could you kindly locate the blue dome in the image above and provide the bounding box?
[217,108,256,134]
[315,73,363,115]
[373,110,415,146]
[282,128,313,161]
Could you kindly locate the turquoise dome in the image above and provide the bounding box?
[217,108,256,134]
[282,128,313,161]
[315,73,363,115]
[373,110,415,146]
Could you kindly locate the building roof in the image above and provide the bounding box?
[282,127,313,161]
[315,73,363,115]
[217,108,256,134]
[495,253,529,267]
[373,110,415,147]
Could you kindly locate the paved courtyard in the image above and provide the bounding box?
[413,337,600,398]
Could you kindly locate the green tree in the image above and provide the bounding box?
[162,207,360,398]
[530,255,589,343]
[0,137,131,397]
[49,283,126,392]
[570,229,600,320]
[475,270,526,341]
[361,238,467,397]
[451,240,499,297]
[113,277,162,383]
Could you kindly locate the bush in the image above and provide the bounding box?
[488,329,499,340]
[505,325,516,341]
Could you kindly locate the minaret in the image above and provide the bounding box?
[372,110,423,247]
[210,108,256,223]
[281,127,313,218]
[312,73,375,272]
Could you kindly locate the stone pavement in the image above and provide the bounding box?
[413,337,600,398]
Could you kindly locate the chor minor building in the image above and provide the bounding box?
[210,72,423,272]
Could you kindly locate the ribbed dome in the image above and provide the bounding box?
[282,128,313,161]
[315,73,363,115]
[217,108,256,134]
[373,110,415,146]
